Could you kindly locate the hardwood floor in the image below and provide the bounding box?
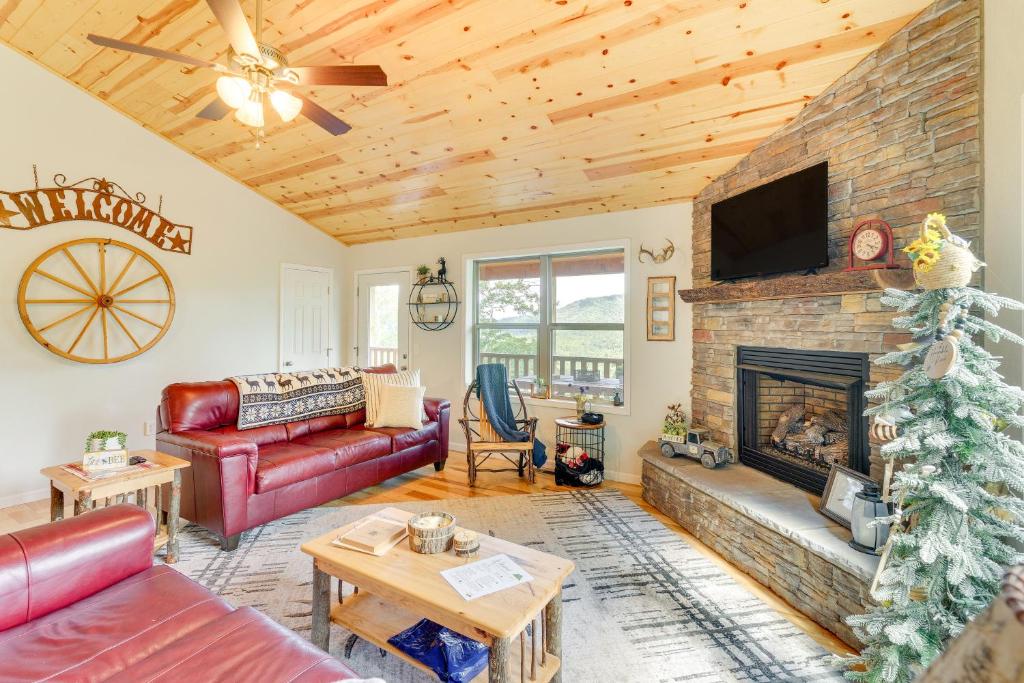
[1,452,856,657]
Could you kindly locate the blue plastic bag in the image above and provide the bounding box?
[387,618,490,682]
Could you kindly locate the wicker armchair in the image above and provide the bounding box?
[458,380,538,487]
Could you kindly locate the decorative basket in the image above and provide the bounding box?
[910,216,982,290]
[407,511,456,554]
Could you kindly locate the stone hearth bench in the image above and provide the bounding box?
[639,441,878,647]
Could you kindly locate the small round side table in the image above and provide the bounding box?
[554,417,605,485]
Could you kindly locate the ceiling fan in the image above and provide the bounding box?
[87,0,387,144]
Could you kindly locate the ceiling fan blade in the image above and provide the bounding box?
[299,96,352,136]
[205,0,261,61]
[196,98,233,121]
[289,65,388,87]
[87,34,217,68]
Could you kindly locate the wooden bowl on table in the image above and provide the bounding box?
[407,511,456,554]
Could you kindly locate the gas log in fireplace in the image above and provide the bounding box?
[736,346,870,495]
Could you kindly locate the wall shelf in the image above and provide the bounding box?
[678,268,914,304]
[408,279,459,331]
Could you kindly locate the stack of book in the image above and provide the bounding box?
[332,507,409,556]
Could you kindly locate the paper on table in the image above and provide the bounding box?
[441,553,533,601]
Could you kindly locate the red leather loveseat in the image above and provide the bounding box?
[157,365,450,550]
[0,505,359,682]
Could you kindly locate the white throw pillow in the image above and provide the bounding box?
[374,384,427,429]
[361,368,427,426]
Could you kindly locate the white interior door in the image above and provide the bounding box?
[281,265,332,371]
[357,271,410,370]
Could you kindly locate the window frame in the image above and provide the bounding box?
[469,244,629,413]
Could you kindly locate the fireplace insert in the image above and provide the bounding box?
[736,346,870,495]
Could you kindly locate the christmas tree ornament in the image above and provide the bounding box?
[923,337,959,379]
[903,213,984,290]
[846,214,1024,683]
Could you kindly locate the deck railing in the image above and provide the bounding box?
[479,352,623,383]
[368,346,398,367]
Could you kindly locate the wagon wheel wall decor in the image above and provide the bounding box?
[18,238,175,364]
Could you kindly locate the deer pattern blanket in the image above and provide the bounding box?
[229,368,365,431]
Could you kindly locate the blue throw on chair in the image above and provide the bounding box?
[475,364,547,467]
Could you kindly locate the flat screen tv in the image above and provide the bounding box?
[710,161,829,281]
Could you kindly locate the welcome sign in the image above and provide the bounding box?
[0,174,192,254]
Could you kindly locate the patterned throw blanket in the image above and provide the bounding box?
[229,368,365,430]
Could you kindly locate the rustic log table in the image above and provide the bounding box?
[41,449,190,563]
[301,509,575,683]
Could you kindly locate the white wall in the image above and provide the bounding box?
[342,204,694,483]
[984,0,1024,388]
[0,47,348,505]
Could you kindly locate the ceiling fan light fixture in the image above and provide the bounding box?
[270,89,303,122]
[216,75,251,109]
[235,95,265,128]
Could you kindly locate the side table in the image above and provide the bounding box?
[40,449,190,563]
[554,417,605,486]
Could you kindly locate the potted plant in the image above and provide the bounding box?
[85,430,127,454]
[83,430,129,472]
[662,403,687,437]
[416,265,432,283]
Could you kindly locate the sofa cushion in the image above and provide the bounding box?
[107,607,359,682]
[292,428,392,468]
[0,565,233,682]
[372,420,440,452]
[213,423,287,447]
[256,442,337,494]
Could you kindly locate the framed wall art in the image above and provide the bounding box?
[646,275,676,341]
[819,464,875,528]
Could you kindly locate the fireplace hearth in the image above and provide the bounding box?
[736,346,870,495]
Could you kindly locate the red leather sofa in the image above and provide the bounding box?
[157,365,450,550]
[0,505,359,682]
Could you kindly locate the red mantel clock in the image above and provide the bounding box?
[845,219,901,271]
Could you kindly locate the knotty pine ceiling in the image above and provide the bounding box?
[0,1,930,245]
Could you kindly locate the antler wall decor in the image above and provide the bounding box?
[638,239,675,264]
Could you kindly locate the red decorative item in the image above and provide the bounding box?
[845,219,901,271]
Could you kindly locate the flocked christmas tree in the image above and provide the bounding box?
[844,214,1024,682]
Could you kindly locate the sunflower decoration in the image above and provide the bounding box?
[903,212,983,290]
[903,213,946,273]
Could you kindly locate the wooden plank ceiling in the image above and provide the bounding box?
[0,0,930,245]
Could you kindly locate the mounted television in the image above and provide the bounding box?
[711,162,829,281]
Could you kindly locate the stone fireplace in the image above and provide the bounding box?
[736,346,870,495]
[637,0,980,646]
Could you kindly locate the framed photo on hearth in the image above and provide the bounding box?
[646,276,676,341]
[819,464,874,528]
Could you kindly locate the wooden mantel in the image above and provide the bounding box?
[678,269,915,304]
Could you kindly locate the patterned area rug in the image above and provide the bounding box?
[171,490,843,682]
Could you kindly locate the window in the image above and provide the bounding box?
[472,248,626,407]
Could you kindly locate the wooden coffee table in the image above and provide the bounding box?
[41,449,190,563]
[301,510,575,683]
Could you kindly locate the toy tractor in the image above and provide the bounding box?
[659,427,733,469]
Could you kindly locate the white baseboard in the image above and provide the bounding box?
[0,486,49,509]
[603,470,642,485]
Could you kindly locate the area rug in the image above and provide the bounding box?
[171,490,844,682]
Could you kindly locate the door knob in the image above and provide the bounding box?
[284,361,294,367]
